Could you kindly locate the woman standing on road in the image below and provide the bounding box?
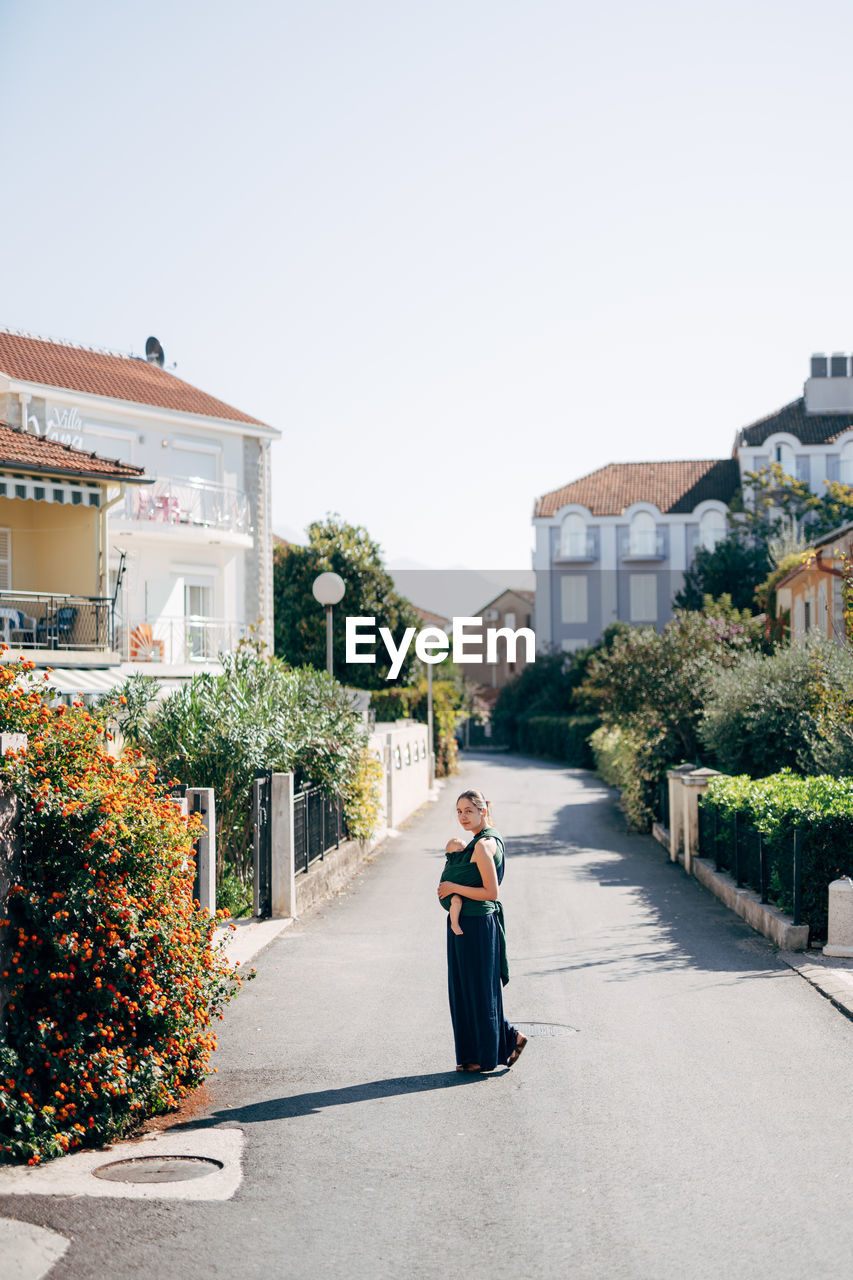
[437,789,528,1073]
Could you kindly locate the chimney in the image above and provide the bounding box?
[805,352,853,413]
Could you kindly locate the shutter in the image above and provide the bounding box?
[0,528,11,589]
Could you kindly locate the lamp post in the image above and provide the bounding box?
[312,572,346,677]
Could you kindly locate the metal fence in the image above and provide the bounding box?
[656,778,670,831]
[293,785,347,875]
[0,591,113,650]
[697,800,803,925]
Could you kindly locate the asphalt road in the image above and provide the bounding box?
[5,754,853,1280]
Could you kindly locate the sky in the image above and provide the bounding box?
[4,0,853,572]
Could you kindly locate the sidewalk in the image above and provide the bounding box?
[779,948,853,1021]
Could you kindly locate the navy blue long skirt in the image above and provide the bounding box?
[447,914,518,1071]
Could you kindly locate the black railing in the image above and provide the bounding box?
[697,800,803,924]
[0,591,113,651]
[656,778,670,830]
[293,785,346,875]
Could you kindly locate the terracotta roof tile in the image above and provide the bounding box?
[737,397,853,448]
[535,459,741,518]
[0,330,268,427]
[0,421,146,482]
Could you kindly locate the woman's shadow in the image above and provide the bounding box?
[168,1070,505,1132]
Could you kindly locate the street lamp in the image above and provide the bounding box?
[312,572,346,677]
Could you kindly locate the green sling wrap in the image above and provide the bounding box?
[439,825,509,986]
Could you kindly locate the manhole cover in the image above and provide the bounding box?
[515,1021,578,1037]
[93,1156,223,1184]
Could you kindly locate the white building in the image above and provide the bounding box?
[533,353,853,653]
[0,329,280,684]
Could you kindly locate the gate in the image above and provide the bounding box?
[252,770,272,918]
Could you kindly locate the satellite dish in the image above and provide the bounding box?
[145,336,165,368]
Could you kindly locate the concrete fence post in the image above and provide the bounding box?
[681,768,721,875]
[824,877,853,957]
[666,765,695,862]
[186,787,216,917]
[270,771,295,919]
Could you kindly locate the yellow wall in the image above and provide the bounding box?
[0,496,99,595]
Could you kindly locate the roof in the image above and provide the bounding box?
[411,605,451,629]
[475,587,535,615]
[737,397,853,448]
[534,458,741,518]
[0,329,268,428]
[0,422,147,483]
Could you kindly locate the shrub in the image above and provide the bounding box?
[590,724,684,830]
[700,771,853,939]
[100,650,368,886]
[369,676,466,777]
[516,715,598,767]
[0,659,241,1165]
[699,638,849,777]
[342,746,385,841]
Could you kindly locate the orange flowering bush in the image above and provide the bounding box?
[0,659,242,1165]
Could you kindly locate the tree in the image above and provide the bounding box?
[674,533,771,612]
[273,517,422,688]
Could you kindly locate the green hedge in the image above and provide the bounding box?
[517,715,598,767]
[699,771,853,940]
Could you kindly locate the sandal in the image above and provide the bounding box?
[507,1032,528,1067]
[456,1063,481,1072]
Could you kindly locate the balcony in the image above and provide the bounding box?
[621,530,666,560]
[119,616,250,665]
[0,590,114,654]
[114,478,252,541]
[556,533,597,562]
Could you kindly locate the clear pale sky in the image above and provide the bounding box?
[4,0,853,570]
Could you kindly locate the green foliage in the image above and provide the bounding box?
[0,660,241,1165]
[699,639,845,776]
[589,724,685,830]
[272,516,421,687]
[342,746,385,841]
[100,649,368,885]
[516,715,598,767]
[368,676,466,777]
[700,771,853,939]
[674,533,771,612]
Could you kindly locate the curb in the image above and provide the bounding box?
[777,951,853,1022]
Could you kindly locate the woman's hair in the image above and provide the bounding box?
[457,789,491,819]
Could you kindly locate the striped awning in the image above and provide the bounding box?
[0,473,103,508]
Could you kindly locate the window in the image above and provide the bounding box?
[833,578,845,640]
[629,511,657,556]
[699,509,726,552]
[0,527,10,589]
[503,611,516,629]
[560,513,588,557]
[773,442,796,476]
[630,574,657,622]
[804,600,811,632]
[184,579,214,661]
[840,441,853,486]
[561,575,588,623]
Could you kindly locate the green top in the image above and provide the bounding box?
[438,825,504,917]
[439,825,508,985]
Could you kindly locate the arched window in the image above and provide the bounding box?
[699,509,726,552]
[840,440,853,486]
[629,511,657,556]
[773,441,796,476]
[560,513,588,558]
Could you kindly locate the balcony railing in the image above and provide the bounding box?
[557,533,597,560]
[119,616,249,665]
[622,530,666,559]
[0,591,113,651]
[117,478,251,535]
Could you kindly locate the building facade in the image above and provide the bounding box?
[533,354,853,652]
[0,330,279,676]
